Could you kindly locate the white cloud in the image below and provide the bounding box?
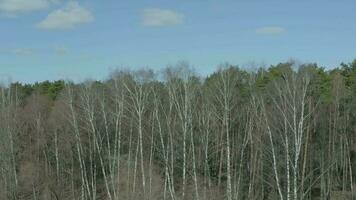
[54,46,68,55]
[0,48,34,55]
[13,48,33,55]
[142,8,184,27]
[256,26,285,35]
[37,2,93,31]
[0,0,55,15]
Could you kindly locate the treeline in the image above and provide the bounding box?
[0,60,356,200]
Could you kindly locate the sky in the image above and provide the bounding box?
[1,0,356,83]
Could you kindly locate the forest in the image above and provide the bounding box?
[0,60,356,200]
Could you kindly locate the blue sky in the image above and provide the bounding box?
[1,0,356,83]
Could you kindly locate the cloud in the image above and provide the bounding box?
[13,48,33,55]
[54,46,68,55]
[37,2,93,31]
[142,8,184,27]
[256,26,285,35]
[0,48,34,55]
[0,0,55,15]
